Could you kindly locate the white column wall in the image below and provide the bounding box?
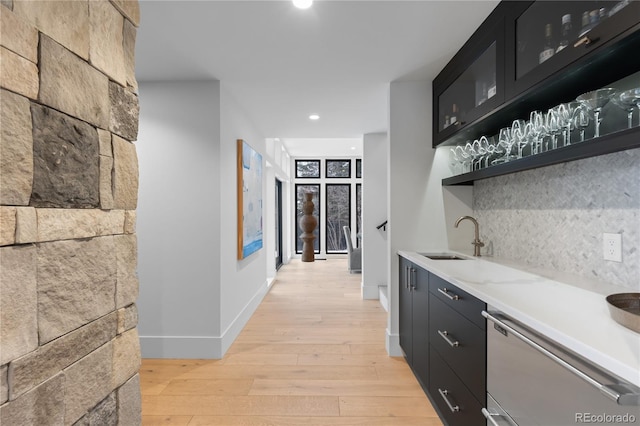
[137,80,222,358]
[137,80,290,358]
[386,81,472,356]
[361,132,389,299]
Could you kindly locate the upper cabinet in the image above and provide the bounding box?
[434,13,505,142]
[433,0,640,150]
[505,0,640,99]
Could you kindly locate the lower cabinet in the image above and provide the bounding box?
[398,255,487,426]
[399,257,430,388]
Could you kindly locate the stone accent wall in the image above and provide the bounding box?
[0,1,142,424]
[473,148,639,290]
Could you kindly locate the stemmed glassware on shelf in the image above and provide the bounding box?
[529,111,546,154]
[616,88,640,128]
[576,88,615,138]
[493,127,514,164]
[447,81,640,177]
[555,102,577,146]
[572,103,590,142]
[545,108,562,150]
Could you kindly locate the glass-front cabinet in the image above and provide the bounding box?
[506,0,640,98]
[433,0,640,185]
[433,15,505,145]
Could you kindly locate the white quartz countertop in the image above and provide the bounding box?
[398,250,640,387]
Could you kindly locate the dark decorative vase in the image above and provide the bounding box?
[299,192,317,262]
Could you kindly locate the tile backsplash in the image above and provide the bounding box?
[474,148,639,290]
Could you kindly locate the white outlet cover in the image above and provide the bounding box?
[603,233,622,262]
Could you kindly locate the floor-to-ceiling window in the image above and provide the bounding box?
[293,158,362,257]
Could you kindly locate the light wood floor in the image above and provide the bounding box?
[140,259,442,426]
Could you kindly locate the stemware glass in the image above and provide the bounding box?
[618,88,640,127]
[555,102,577,146]
[482,136,502,167]
[529,111,546,155]
[576,88,615,138]
[545,108,562,150]
[572,103,590,142]
[461,141,474,173]
[494,127,514,163]
[470,138,487,171]
[510,119,528,158]
[611,92,635,129]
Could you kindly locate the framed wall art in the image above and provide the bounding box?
[237,139,263,259]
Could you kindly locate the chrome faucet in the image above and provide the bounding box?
[455,215,485,257]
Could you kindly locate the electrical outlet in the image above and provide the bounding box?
[603,233,622,262]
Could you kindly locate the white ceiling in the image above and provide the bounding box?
[135,0,499,156]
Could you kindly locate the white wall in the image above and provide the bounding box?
[218,84,271,354]
[137,80,222,357]
[386,81,472,356]
[361,132,388,299]
[137,81,290,358]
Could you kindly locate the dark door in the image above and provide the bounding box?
[275,179,283,270]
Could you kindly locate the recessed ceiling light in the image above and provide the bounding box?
[293,0,313,9]
[309,114,320,120]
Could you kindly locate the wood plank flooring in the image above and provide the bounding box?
[140,259,442,426]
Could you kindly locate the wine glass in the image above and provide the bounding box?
[618,88,640,127]
[576,88,615,138]
[611,92,636,129]
[470,138,486,171]
[510,119,529,158]
[555,102,577,146]
[545,108,562,150]
[529,111,546,155]
[482,136,503,167]
[461,141,474,173]
[572,103,590,142]
[497,127,515,162]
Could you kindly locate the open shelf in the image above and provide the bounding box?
[442,127,640,186]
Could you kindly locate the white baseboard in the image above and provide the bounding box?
[386,328,403,357]
[361,284,380,300]
[378,285,389,312]
[140,280,270,359]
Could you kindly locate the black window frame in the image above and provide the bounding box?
[325,159,351,179]
[295,159,321,179]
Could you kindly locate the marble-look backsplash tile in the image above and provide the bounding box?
[474,148,639,289]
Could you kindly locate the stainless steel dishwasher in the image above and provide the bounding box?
[482,308,640,426]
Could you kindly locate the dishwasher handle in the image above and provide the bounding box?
[483,310,640,406]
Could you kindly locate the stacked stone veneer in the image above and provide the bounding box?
[0,1,142,424]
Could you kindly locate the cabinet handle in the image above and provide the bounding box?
[410,268,417,291]
[438,330,460,347]
[405,266,409,289]
[481,408,502,426]
[438,388,460,413]
[438,287,460,301]
[574,35,599,48]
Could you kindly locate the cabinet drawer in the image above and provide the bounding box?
[430,274,486,329]
[430,296,486,402]
[429,346,485,426]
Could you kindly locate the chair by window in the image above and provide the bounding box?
[342,226,361,273]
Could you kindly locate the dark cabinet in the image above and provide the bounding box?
[505,0,640,100]
[433,0,640,185]
[433,12,505,145]
[398,256,487,426]
[399,257,429,388]
[428,278,486,426]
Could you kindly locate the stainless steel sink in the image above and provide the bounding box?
[420,253,467,260]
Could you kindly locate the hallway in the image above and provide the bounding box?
[140,259,441,425]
